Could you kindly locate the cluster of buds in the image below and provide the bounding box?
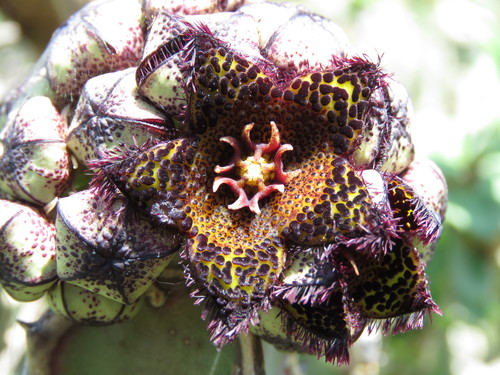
[0,0,447,365]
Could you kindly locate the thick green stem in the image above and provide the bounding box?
[238,333,266,375]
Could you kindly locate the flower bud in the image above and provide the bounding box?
[240,2,349,72]
[67,68,175,165]
[401,158,448,221]
[0,96,71,205]
[45,0,144,98]
[0,199,57,301]
[136,13,189,116]
[47,280,144,325]
[55,189,181,304]
[375,81,415,174]
[142,0,247,19]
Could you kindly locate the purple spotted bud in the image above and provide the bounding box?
[142,0,247,18]
[240,2,350,72]
[401,158,448,222]
[353,80,414,172]
[135,12,192,117]
[47,280,144,325]
[55,188,180,304]
[67,68,176,165]
[0,96,71,205]
[45,0,144,98]
[0,199,57,301]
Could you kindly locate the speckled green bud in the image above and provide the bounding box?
[186,12,262,57]
[67,68,175,165]
[239,2,349,72]
[0,96,71,205]
[375,81,414,174]
[47,281,144,325]
[142,0,247,18]
[55,189,180,304]
[352,81,414,173]
[45,0,144,98]
[400,158,448,262]
[0,199,57,302]
[250,306,299,352]
[401,158,447,221]
[136,12,189,116]
[0,67,58,119]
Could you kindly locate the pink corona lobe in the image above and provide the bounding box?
[213,121,299,214]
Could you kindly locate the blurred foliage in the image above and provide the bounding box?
[1,0,499,374]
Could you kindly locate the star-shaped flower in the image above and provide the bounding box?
[91,16,445,363]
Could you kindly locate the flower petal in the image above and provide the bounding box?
[183,192,286,345]
[278,157,383,247]
[337,240,441,335]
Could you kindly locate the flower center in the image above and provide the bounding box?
[213,121,299,214]
[238,156,274,189]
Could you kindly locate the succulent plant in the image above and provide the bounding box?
[0,0,448,372]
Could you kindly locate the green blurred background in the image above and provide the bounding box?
[1,0,499,374]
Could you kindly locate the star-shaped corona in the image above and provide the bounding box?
[213,121,299,214]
